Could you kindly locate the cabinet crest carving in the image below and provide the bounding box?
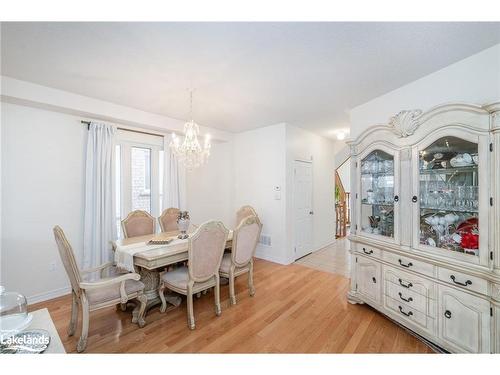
[388,109,423,138]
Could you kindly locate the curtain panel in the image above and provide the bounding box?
[162,137,186,211]
[83,122,117,271]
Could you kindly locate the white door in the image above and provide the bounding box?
[294,160,313,259]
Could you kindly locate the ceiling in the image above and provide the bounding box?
[2,22,500,138]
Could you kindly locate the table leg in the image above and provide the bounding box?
[138,267,182,312]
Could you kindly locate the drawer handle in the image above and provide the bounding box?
[398,292,413,303]
[398,305,413,317]
[398,278,413,289]
[398,259,413,268]
[363,248,373,255]
[372,277,377,284]
[444,310,452,319]
[450,275,472,287]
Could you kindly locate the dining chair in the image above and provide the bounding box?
[236,205,258,227]
[121,210,155,238]
[53,226,147,352]
[219,215,262,305]
[158,220,229,330]
[158,207,180,232]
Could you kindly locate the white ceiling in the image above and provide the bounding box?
[2,22,500,138]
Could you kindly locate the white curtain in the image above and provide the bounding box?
[83,122,117,271]
[163,137,186,210]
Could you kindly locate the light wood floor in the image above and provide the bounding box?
[295,238,351,277]
[30,259,433,353]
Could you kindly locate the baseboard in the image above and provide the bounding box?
[310,238,336,254]
[254,249,290,265]
[27,286,71,305]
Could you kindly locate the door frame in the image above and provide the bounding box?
[293,159,314,260]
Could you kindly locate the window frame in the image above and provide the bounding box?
[115,130,164,238]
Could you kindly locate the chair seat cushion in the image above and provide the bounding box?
[87,279,144,305]
[162,266,215,292]
[219,253,232,274]
[219,253,250,275]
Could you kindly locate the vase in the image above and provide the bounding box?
[177,218,190,239]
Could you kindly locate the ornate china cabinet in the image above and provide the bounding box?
[347,102,500,353]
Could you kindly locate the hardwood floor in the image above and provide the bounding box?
[29,259,433,353]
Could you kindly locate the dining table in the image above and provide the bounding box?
[112,226,233,313]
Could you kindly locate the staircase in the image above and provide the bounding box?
[335,171,350,238]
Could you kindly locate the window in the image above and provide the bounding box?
[114,130,164,239]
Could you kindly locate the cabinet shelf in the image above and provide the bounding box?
[361,202,394,207]
[419,165,478,175]
[361,172,394,178]
[420,206,479,214]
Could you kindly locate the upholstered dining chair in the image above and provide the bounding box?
[220,215,262,305]
[236,205,258,227]
[158,221,229,330]
[158,207,180,232]
[53,226,147,352]
[121,210,155,238]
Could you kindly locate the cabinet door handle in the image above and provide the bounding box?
[398,259,413,268]
[363,247,373,255]
[398,278,413,289]
[372,277,377,284]
[450,275,472,287]
[444,310,452,319]
[412,195,418,203]
[398,292,413,303]
[394,195,399,202]
[398,305,413,317]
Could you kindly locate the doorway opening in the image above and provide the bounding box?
[335,157,351,238]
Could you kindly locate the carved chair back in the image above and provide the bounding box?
[121,210,155,238]
[53,226,82,295]
[158,207,180,232]
[236,205,258,227]
[232,215,263,267]
[188,221,229,282]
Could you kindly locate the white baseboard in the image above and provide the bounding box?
[254,248,291,265]
[27,286,71,305]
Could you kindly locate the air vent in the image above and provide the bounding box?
[259,234,272,246]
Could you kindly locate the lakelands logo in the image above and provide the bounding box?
[1,335,50,346]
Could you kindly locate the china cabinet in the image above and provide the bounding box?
[347,102,500,353]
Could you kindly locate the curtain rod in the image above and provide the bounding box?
[81,120,164,138]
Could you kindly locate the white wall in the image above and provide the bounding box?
[233,124,288,264]
[350,43,500,137]
[337,158,350,194]
[1,103,87,301]
[186,141,234,228]
[285,125,337,262]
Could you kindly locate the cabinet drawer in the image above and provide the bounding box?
[384,295,435,334]
[438,267,489,296]
[438,285,491,353]
[355,243,382,259]
[383,265,436,299]
[385,281,436,317]
[383,252,435,277]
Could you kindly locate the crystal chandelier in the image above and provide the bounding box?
[170,91,211,169]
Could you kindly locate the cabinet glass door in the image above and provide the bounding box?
[418,136,480,258]
[360,150,395,239]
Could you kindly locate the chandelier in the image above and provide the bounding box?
[170,91,211,169]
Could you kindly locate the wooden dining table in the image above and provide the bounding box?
[112,228,233,312]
